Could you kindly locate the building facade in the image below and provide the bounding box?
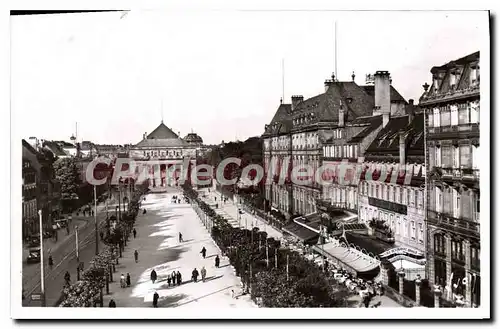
[22,158,38,240]
[129,121,199,188]
[420,51,480,307]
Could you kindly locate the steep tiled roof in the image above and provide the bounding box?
[147,122,179,139]
[263,103,292,136]
[184,133,203,144]
[135,138,188,148]
[361,85,407,103]
[42,141,67,156]
[293,82,374,124]
[364,112,424,162]
[347,115,383,144]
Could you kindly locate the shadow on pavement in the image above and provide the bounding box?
[218,264,231,268]
[157,293,188,308]
[203,274,224,282]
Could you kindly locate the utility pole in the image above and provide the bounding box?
[75,226,80,280]
[286,254,290,281]
[275,249,278,268]
[94,184,98,255]
[266,241,269,268]
[38,210,46,306]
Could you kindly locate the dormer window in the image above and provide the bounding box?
[449,71,457,89]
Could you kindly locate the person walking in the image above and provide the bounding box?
[200,247,207,259]
[153,291,159,308]
[167,276,171,287]
[178,232,183,243]
[100,231,104,241]
[48,255,54,269]
[192,268,199,283]
[177,271,182,285]
[126,273,131,287]
[133,228,137,239]
[64,271,71,285]
[120,274,126,288]
[200,266,207,282]
[214,255,220,268]
[108,299,116,308]
[134,250,139,263]
[150,269,157,284]
[171,271,176,286]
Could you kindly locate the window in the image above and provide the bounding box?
[376,185,379,198]
[451,105,459,126]
[416,190,422,208]
[441,146,453,168]
[418,223,424,243]
[392,186,396,202]
[434,234,445,255]
[385,186,389,200]
[401,188,406,205]
[411,221,416,240]
[403,220,408,237]
[458,103,469,125]
[435,187,443,212]
[471,245,480,269]
[451,239,465,262]
[371,184,375,197]
[441,107,451,126]
[435,146,442,167]
[396,218,400,235]
[433,108,441,127]
[453,189,461,218]
[460,145,472,168]
[428,112,434,127]
[470,101,479,124]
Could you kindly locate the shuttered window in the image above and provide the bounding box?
[458,103,469,124]
[461,191,472,220]
[451,105,459,126]
[443,187,452,215]
[436,147,441,167]
[429,146,435,169]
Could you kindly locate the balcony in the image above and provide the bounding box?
[427,123,479,139]
[433,166,479,182]
[427,210,480,238]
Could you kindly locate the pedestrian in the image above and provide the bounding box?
[167,276,171,287]
[201,266,207,282]
[153,291,159,308]
[91,210,94,217]
[178,232,183,243]
[48,255,54,269]
[108,299,116,308]
[171,271,176,286]
[100,231,104,241]
[64,271,71,285]
[214,197,217,202]
[200,247,207,259]
[192,268,199,283]
[134,250,139,263]
[176,271,182,285]
[126,273,131,287]
[215,204,218,209]
[120,274,126,288]
[215,255,220,268]
[150,269,157,284]
[133,228,137,239]
[231,289,235,299]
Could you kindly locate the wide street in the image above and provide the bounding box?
[101,188,256,308]
[22,198,118,307]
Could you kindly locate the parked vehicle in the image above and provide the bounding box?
[28,235,40,247]
[27,248,41,263]
[54,219,68,229]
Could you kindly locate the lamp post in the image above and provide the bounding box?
[38,210,46,307]
[94,184,98,255]
[415,274,422,306]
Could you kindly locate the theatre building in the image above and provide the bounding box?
[128,121,200,189]
[420,51,480,307]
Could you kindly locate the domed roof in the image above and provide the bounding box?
[184,132,203,144]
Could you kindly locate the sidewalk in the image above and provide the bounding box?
[102,192,256,308]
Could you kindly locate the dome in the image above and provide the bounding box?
[184,132,203,145]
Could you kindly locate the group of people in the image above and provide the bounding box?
[191,266,207,283]
[171,195,183,204]
[331,267,384,308]
[164,270,183,286]
[76,206,94,217]
[120,273,132,288]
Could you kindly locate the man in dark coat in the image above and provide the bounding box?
[179,232,183,243]
[151,269,157,284]
[176,271,182,285]
[215,255,220,268]
[153,291,159,308]
[200,247,207,259]
[108,299,116,307]
[134,250,139,263]
[126,273,131,287]
[192,268,199,283]
[133,228,137,238]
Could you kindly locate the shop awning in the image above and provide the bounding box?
[314,241,380,274]
[283,221,319,243]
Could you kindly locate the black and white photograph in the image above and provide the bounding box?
[8,4,490,320]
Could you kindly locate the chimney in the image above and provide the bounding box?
[143,132,147,140]
[374,71,391,122]
[291,95,304,112]
[407,99,415,124]
[28,137,38,151]
[338,100,345,127]
[324,73,335,92]
[399,130,406,166]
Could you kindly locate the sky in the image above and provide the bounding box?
[11,10,488,145]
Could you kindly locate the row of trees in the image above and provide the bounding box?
[183,185,352,308]
[58,193,143,307]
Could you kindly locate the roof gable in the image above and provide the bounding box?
[147,122,179,139]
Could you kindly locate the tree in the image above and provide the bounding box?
[54,157,81,211]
